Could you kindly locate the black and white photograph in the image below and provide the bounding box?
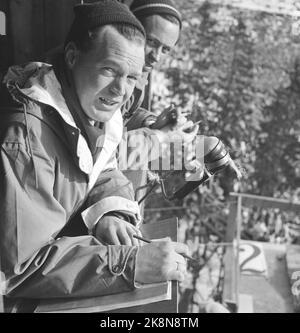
[0,0,299,316]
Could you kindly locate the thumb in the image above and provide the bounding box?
[181,120,194,130]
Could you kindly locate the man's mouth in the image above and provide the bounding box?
[144,61,155,72]
[99,97,119,106]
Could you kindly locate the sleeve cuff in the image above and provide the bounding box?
[107,245,138,289]
[81,196,142,232]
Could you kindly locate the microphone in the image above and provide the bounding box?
[170,136,241,200]
[136,105,242,202]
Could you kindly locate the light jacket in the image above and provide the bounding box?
[0,62,141,299]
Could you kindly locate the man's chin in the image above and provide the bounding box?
[94,111,115,123]
[85,107,118,123]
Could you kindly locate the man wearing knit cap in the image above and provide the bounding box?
[0,0,189,300]
[124,0,196,134]
[116,0,198,217]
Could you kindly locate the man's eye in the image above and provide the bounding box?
[101,68,115,75]
[146,38,157,47]
[127,76,138,83]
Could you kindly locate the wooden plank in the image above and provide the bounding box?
[230,192,300,213]
[223,197,238,312]
[225,198,238,242]
[222,245,238,312]
[235,195,242,310]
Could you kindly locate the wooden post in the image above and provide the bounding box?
[223,196,238,312]
[235,194,242,311]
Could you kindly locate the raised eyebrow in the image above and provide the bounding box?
[100,60,119,69]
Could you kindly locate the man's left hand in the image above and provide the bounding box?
[95,215,143,246]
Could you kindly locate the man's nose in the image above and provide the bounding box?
[110,76,126,96]
[150,47,162,64]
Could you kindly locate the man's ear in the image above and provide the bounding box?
[64,42,79,69]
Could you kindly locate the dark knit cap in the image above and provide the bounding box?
[70,0,146,38]
[130,0,182,29]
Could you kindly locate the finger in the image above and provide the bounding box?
[184,125,199,137]
[190,124,199,135]
[135,229,145,246]
[109,230,121,245]
[185,159,202,170]
[127,227,141,246]
[124,222,144,245]
[164,105,174,112]
[180,120,194,130]
[176,115,187,127]
[129,223,142,235]
[173,252,187,266]
[167,270,185,282]
[118,228,133,246]
[183,125,199,144]
[172,242,191,257]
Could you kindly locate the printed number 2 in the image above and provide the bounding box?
[291,271,300,297]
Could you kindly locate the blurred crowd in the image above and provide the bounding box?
[241,208,300,244]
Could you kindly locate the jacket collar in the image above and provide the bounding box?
[3,62,123,178]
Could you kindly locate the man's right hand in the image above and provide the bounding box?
[152,113,199,147]
[135,240,190,283]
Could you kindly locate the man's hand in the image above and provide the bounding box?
[135,240,190,283]
[158,113,199,146]
[95,216,143,246]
